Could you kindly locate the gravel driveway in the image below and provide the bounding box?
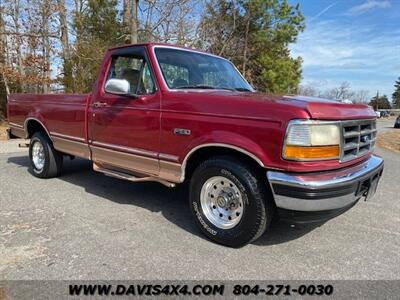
[0,119,399,280]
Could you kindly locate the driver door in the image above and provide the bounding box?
[88,46,161,176]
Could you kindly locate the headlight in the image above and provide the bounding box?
[283,120,340,161]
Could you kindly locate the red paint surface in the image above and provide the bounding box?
[7,43,377,173]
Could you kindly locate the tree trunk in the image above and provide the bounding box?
[242,18,250,77]
[57,0,73,92]
[176,1,185,45]
[129,0,139,44]
[41,0,51,93]
[123,0,131,26]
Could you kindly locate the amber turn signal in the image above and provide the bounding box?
[283,145,340,160]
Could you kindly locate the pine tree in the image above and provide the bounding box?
[369,93,391,110]
[392,77,400,109]
[198,0,305,94]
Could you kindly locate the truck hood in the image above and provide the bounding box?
[222,92,375,120]
[281,95,376,120]
[166,90,376,122]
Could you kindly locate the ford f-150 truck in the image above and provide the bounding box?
[7,43,384,247]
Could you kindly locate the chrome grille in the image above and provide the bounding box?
[341,119,376,162]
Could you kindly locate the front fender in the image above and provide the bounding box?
[183,130,273,168]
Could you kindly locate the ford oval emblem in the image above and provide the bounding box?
[361,135,370,143]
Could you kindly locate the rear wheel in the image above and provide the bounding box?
[190,156,274,247]
[29,132,63,178]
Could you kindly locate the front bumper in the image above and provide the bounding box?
[267,155,384,221]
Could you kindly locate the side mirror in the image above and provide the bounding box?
[105,78,130,95]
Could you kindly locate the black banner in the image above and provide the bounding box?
[1,280,399,299]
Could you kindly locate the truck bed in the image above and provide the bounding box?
[7,93,89,142]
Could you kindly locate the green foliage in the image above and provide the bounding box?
[257,50,303,94]
[369,94,391,110]
[199,0,305,94]
[392,77,400,109]
[69,0,123,93]
[74,0,122,43]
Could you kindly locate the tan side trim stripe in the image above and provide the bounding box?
[91,145,159,177]
[159,160,182,183]
[51,132,86,143]
[9,126,25,139]
[91,141,158,159]
[52,137,91,159]
[9,122,23,128]
[159,153,180,163]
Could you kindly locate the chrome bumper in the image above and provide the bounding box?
[267,155,384,212]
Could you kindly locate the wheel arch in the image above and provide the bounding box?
[181,143,266,182]
[24,118,52,140]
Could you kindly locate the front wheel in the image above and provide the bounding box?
[190,156,274,247]
[29,132,63,178]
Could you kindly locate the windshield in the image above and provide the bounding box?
[154,48,254,92]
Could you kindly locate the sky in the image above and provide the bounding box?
[289,0,400,99]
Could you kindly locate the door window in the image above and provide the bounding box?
[107,55,156,95]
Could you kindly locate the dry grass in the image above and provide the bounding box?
[0,121,8,140]
[377,129,400,154]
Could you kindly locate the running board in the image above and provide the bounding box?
[93,163,176,188]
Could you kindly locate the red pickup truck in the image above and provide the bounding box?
[7,43,384,247]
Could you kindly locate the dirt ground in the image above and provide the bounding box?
[377,129,400,154]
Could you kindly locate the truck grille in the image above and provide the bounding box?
[341,119,377,162]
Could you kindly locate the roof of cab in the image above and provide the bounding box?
[108,42,213,56]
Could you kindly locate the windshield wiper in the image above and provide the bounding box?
[175,85,216,89]
[175,85,235,91]
[234,87,253,92]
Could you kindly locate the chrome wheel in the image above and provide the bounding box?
[32,141,45,171]
[200,176,244,229]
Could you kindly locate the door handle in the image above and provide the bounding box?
[93,102,108,108]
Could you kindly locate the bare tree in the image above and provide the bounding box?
[0,0,58,95]
[324,82,355,100]
[197,1,243,59]
[298,84,319,97]
[0,5,10,98]
[9,0,24,90]
[137,0,199,45]
[351,89,369,103]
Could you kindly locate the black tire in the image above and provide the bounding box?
[29,131,63,178]
[189,156,274,247]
